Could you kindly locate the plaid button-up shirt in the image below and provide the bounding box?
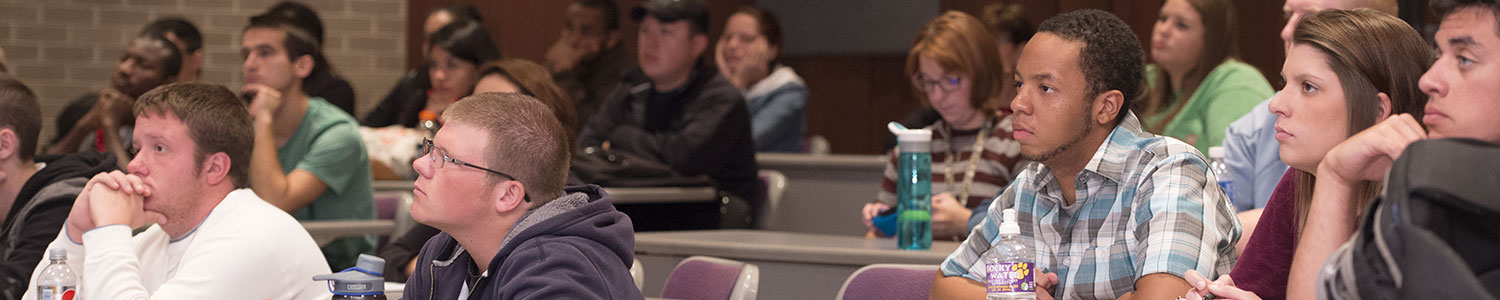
[941,113,1241,299]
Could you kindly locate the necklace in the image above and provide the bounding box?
[940,115,993,207]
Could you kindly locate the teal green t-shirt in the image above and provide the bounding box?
[1144,60,1274,154]
[279,98,375,270]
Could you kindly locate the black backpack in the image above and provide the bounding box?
[1319,138,1500,300]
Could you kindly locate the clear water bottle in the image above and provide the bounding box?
[986,209,1036,299]
[1207,146,1235,205]
[313,254,388,299]
[893,126,932,250]
[36,248,77,300]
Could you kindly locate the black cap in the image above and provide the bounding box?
[630,0,709,34]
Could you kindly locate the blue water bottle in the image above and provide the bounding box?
[893,125,933,250]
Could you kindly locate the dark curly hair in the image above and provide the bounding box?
[1036,9,1144,124]
[1433,0,1500,29]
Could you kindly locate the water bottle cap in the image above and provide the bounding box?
[48,248,66,260]
[888,121,932,143]
[313,254,386,294]
[1207,146,1226,159]
[895,129,932,143]
[999,208,1020,235]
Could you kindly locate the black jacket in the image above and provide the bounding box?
[0,151,118,300]
[363,68,429,128]
[304,68,358,116]
[403,185,642,299]
[578,62,760,203]
[556,45,636,127]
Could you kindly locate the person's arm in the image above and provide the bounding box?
[577,85,630,149]
[245,86,330,212]
[495,243,637,299]
[1221,100,1271,210]
[1116,273,1195,300]
[1131,152,1241,299]
[930,188,1035,298]
[47,112,102,156]
[249,115,329,212]
[747,85,807,151]
[604,90,751,176]
[1288,114,1424,300]
[929,272,985,299]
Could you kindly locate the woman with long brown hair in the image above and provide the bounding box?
[1143,0,1273,154]
[1182,8,1431,300]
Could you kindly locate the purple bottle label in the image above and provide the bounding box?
[985,261,1036,293]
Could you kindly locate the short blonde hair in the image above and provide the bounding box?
[444,92,570,206]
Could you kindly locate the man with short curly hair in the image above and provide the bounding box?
[931,9,1240,300]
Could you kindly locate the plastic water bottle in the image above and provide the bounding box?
[986,209,1036,299]
[36,249,77,300]
[418,110,440,138]
[1207,146,1235,205]
[313,254,389,299]
[894,126,932,250]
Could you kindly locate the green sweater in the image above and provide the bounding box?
[1144,60,1273,154]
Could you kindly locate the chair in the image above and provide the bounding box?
[631,258,645,292]
[754,170,787,230]
[373,191,417,240]
[661,256,759,300]
[836,264,940,300]
[803,135,831,155]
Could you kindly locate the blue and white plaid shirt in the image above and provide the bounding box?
[941,113,1241,299]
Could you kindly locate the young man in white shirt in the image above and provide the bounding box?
[23,83,330,299]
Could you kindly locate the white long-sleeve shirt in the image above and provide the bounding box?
[22,189,332,300]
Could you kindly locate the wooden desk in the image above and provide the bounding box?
[634,230,956,299]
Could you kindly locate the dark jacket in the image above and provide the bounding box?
[377,223,439,282]
[363,68,428,128]
[555,45,636,127]
[578,62,760,203]
[403,185,642,300]
[0,151,118,300]
[304,68,358,116]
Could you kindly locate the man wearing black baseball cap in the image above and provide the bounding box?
[579,0,761,230]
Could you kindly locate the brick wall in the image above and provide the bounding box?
[0,0,407,144]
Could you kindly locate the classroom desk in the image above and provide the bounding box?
[634,230,957,299]
[756,153,887,235]
[302,220,396,246]
[371,180,718,204]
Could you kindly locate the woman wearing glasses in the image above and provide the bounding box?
[860,11,1025,240]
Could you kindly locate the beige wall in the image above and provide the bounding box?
[0,0,407,145]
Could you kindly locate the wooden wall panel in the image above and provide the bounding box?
[407,0,749,68]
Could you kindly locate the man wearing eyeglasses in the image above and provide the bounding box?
[403,93,642,299]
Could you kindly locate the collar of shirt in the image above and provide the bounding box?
[1027,112,1149,192]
